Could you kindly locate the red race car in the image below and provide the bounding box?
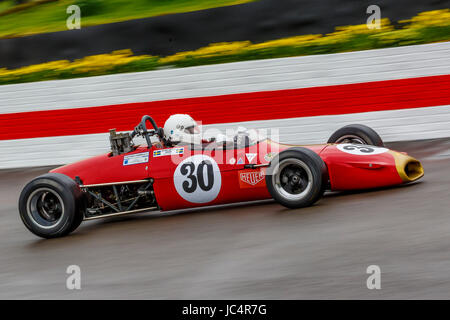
[18,115,424,238]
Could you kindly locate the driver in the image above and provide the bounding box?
[163,114,250,148]
[163,114,205,146]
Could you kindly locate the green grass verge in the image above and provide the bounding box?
[0,1,14,13]
[0,0,253,38]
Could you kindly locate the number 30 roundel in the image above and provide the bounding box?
[174,155,222,204]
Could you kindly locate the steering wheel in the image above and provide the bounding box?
[130,115,164,147]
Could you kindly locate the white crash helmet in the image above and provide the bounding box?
[163,114,201,145]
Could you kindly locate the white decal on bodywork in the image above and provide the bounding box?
[123,152,149,166]
[336,144,388,155]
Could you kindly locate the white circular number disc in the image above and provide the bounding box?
[174,155,222,203]
[336,143,388,156]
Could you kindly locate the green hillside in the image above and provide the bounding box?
[0,0,253,38]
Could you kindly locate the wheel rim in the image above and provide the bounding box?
[272,158,313,201]
[334,134,366,144]
[26,188,64,229]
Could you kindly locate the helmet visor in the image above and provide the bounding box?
[184,125,200,134]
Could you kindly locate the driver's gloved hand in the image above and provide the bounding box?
[215,133,229,145]
[236,126,248,134]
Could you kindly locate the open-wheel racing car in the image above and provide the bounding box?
[18,115,424,238]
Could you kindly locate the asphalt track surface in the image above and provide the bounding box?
[1,139,449,299]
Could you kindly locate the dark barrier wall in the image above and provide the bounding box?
[1,0,449,68]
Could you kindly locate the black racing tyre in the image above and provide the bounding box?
[265,147,327,209]
[68,194,86,234]
[18,173,84,238]
[327,124,384,146]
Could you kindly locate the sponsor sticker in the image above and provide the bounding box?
[123,152,149,166]
[246,153,257,163]
[238,169,266,188]
[153,147,184,157]
[264,152,275,162]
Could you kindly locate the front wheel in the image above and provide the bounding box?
[327,124,384,146]
[18,173,84,238]
[265,147,327,209]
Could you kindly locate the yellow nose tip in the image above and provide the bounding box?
[390,151,424,182]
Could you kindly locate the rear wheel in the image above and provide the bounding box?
[19,173,84,238]
[266,148,327,209]
[327,124,384,146]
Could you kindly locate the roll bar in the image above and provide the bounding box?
[130,115,164,147]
